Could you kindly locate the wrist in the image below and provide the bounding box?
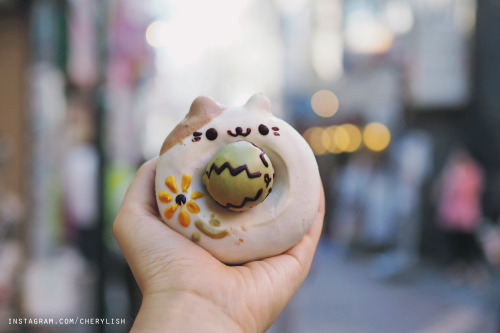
[132,291,246,333]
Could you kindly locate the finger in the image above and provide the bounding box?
[113,157,165,259]
[114,156,210,255]
[253,185,325,285]
[122,157,159,214]
[113,157,215,289]
[238,187,324,329]
[285,184,325,267]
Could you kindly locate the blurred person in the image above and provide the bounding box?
[360,153,397,249]
[478,220,500,332]
[62,99,99,262]
[436,147,485,285]
[479,221,500,269]
[113,158,325,332]
[330,152,374,255]
[370,131,432,280]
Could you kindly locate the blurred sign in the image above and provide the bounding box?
[407,0,475,109]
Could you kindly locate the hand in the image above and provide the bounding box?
[113,158,325,332]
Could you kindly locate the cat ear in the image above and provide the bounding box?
[244,93,272,114]
[160,96,225,155]
[188,96,225,119]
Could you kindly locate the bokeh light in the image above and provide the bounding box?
[311,90,339,118]
[321,127,332,152]
[304,124,365,155]
[303,127,327,155]
[341,123,362,152]
[363,122,391,151]
[344,10,394,54]
[333,125,350,152]
[384,1,414,35]
[145,21,169,48]
[323,126,340,153]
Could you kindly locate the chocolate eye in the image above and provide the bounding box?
[192,131,203,142]
[258,124,269,135]
[206,128,218,141]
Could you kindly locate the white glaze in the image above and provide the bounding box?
[155,93,321,264]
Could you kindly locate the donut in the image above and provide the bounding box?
[155,93,321,264]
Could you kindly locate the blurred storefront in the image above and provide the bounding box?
[1,0,500,332]
[0,1,29,330]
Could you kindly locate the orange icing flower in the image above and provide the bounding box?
[158,174,204,227]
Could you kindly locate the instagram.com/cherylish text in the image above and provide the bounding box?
[9,317,126,326]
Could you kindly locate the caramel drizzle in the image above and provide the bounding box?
[205,162,262,179]
[194,220,229,239]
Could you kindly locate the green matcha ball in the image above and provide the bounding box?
[203,141,274,212]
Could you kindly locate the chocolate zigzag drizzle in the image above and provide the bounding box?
[205,162,262,179]
[226,188,263,210]
[259,151,268,167]
[249,142,269,168]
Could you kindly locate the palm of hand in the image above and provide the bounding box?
[114,158,324,332]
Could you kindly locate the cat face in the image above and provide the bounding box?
[191,124,281,143]
[160,93,280,155]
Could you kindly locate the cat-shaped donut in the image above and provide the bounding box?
[155,93,321,264]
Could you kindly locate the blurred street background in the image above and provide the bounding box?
[1,0,500,332]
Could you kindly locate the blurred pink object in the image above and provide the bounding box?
[437,149,484,232]
[67,0,98,88]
